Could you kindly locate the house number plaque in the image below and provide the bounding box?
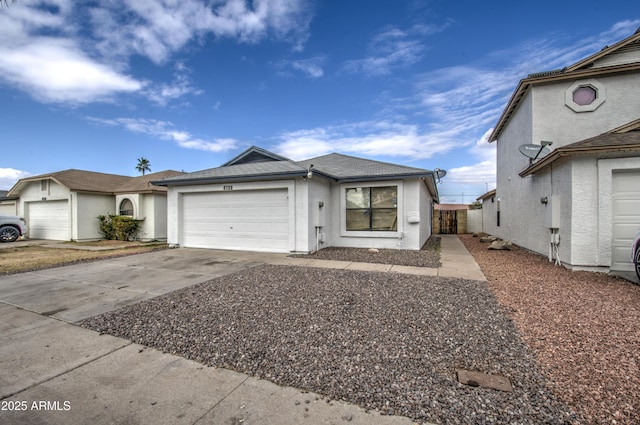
[223,185,233,191]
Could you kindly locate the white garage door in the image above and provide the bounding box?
[182,189,290,252]
[611,170,640,271]
[28,200,70,240]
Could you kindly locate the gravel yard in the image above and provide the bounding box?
[460,234,640,425]
[290,236,441,268]
[81,263,573,424]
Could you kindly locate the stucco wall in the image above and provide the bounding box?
[568,158,599,266]
[417,180,433,246]
[18,180,70,217]
[74,192,114,240]
[307,179,332,252]
[494,90,533,243]
[532,74,640,148]
[149,194,168,241]
[480,196,498,236]
[467,209,482,234]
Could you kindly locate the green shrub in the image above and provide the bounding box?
[98,214,140,241]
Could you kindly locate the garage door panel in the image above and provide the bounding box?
[611,171,640,271]
[28,201,70,240]
[182,189,290,252]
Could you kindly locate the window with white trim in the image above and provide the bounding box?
[565,79,606,112]
[345,186,398,231]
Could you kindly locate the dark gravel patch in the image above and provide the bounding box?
[290,236,441,268]
[81,264,573,424]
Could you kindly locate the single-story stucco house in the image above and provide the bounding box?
[153,146,441,253]
[483,28,640,273]
[7,169,183,241]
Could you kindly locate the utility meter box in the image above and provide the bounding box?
[312,200,326,227]
[546,195,561,229]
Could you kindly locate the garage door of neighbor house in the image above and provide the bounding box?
[181,189,290,252]
[0,202,16,215]
[611,170,640,271]
[28,200,70,240]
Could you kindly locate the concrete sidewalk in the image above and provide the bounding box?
[0,236,483,424]
[276,234,486,282]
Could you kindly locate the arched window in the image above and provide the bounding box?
[119,199,134,216]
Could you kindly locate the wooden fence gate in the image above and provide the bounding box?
[439,210,457,234]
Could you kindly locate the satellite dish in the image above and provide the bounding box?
[519,144,550,161]
[434,168,447,179]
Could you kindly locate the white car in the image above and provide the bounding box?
[633,230,640,280]
[0,215,28,243]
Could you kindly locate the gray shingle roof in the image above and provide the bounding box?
[155,148,433,186]
[519,127,640,177]
[157,159,308,185]
[299,153,431,180]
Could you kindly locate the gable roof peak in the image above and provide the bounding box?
[565,27,640,72]
[222,146,293,166]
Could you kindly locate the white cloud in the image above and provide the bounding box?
[274,56,326,78]
[144,62,203,106]
[343,23,448,76]
[0,37,143,104]
[274,120,458,160]
[0,0,315,104]
[88,117,239,153]
[0,1,143,104]
[91,0,315,65]
[447,129,496,189]
[0,168,31,191]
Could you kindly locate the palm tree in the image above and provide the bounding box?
[136,157,151,175]
[1,1,16,7]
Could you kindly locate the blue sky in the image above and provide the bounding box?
[1,1,638,203]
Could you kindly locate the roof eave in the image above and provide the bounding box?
[519,144,640,177]
[7,175,67,197]
[334,172,433,183]
[565,30,640,72]
[152,171,311,186]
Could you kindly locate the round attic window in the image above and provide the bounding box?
[572,85,597,106]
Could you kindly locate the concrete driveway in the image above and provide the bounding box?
[0,248,288,322]
[0,248,416,425]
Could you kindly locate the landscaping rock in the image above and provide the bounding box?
[480,235,498,243]
[488,240,513,250]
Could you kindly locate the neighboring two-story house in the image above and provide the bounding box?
[485,29,640,273]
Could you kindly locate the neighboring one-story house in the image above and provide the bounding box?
[7,169,183,241]
[153,146,441,253]
[485,28,640,273]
